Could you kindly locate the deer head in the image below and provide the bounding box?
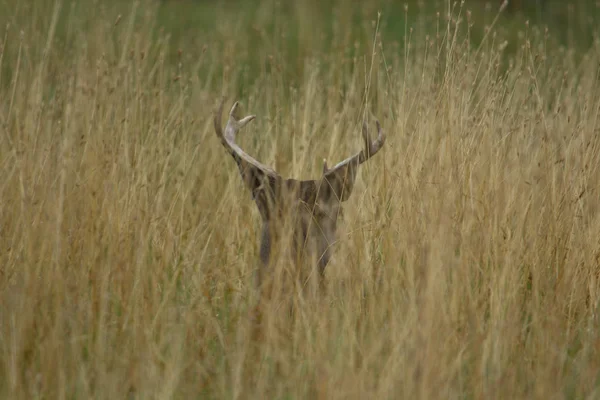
[214,99,386,289]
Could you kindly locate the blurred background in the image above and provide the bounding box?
[151,0,599,81]
[152,0,599,50]
[2,0,599,90]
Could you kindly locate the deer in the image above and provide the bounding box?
[213,99,386,309]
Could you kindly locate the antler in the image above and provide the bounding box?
[214,99,386,205]
[214,98,278,177]
[322,120,386,175]
[320,120,386,201]
[214,98,285,201]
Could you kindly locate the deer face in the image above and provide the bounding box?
[214,100,386,288]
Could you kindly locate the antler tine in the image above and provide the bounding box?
[359,119,385,163]
[214,98,256,143]
[361,120,370,160]
[214,99,278,179]
[324,119,386,174]
[225,101,256,142]
[214,97,226,140]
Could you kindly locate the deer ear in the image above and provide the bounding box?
[321,160,359,202]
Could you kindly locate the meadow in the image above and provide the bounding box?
[1,0,600,398]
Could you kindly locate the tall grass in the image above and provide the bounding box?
[1,0,599,398]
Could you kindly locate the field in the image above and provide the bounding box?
[1,0,600,398]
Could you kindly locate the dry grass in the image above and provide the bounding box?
[1,1,600,399]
